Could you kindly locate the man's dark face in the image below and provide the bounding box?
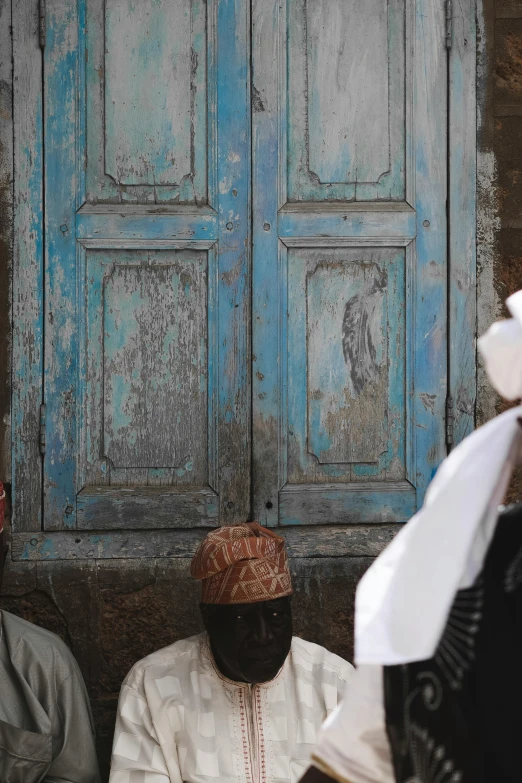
[201,595,293,684]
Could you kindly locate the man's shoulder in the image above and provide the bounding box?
[290,636,354,682]
[123,632,206,692]
[2,610,80,679]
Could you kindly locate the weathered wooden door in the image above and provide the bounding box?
[252,0,448,527]
[13,0,450,541]
[13,0,251,533]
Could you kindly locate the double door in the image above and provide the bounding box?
[13,0,448,535]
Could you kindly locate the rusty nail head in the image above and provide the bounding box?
[226,222,234,230]
[263,222,270,231]
[423,219,430,228]
[226,500,235,510]
[232,189,238,197]
[60,224,68,233]
[65,504,74,515]
[30,538,38,546]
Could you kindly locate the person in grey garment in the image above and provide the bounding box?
[0,482,100,783]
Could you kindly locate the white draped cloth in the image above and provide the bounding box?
[311,290,522,783]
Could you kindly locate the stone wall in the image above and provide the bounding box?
[2,548,369,779]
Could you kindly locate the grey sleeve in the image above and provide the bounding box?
[43,658,101,783]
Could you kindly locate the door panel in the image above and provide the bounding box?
[252,0,447,526]
[86,0,208,203]
[288,0,406,202]
[42,0,250,530]
[288,247,404,477]
[83,249,211,485]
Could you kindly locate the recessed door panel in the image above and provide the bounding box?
[288,0,406,202]
[87,0,208,204]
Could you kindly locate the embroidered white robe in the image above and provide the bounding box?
[109,633,353,783]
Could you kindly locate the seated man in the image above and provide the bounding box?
[110,522,353,783]
[0,482,100,783]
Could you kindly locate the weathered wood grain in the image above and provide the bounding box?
[307,260,387,464]
[287,0,406,202]
[0,0,13,484]
[77,487,219,529]
[105,0,191,186]
[43,0,79,530]
[83,249,211,490]
[449,0,477,446]
[287,246,405,485]
[279,482,416,525]
[278,207,416,239]
[12,0,44,531]
[36,0,253,528]
[76,207,218,243]
[215,0,251,523]
[12,524,397,561]
[413,0,448,502]
[252,0,285,525]
[253,0,447,528]
[307,0,389,184]
[86,0,208,204]
[102,255,207,471]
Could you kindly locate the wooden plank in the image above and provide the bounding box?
[12,0,44,531]
[282,525,397,557]
[252,0,284,524]
[77,487,219,529]
[279,482,416,525]
[0,0,13,484]
[43,0,79,529]
[76,207,218,242]
[449,0,477,446]
[215,0,251,523]
[413,0,447,502]
[11,524,397,560]
[278,207,416,240]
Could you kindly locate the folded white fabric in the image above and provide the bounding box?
[355,290,522,666]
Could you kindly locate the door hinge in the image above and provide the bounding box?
[445,395,454,448]
[39,404,46,455]
[445,0,452,49]
[39,0,46,48]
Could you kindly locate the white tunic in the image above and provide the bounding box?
[312,664,393,783]
[109,633,353,783]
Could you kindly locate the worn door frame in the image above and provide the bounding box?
[11,0,477,560]
[448,0,477,447]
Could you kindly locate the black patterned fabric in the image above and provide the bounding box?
[384,503,522,783]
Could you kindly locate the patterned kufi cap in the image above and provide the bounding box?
[191,522,293,604]
[0,482,5,534]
